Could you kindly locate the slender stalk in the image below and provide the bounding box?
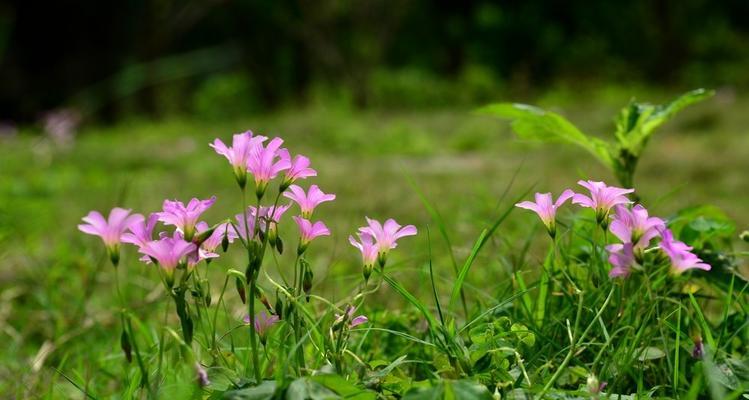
[212,275,231,350]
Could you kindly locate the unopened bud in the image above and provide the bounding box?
[303,269,313,300]
[276,237,284,254]
[120,328,132,363]
[740,230,749,243]
[275,291,284,319]
[235,277,246,304]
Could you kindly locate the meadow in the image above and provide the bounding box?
[1,86,748,398]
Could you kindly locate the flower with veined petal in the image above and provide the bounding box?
[659,228,711,274]
[358,217,417,267]
[283,184,335,218]
[515,189,575,238]
[246,137,290,198]
[609,204,665,250]
[210,131,267,188]
[349,232,378,281]
[244,311,280,345]
[606,242,635,278]
[292,216,330,254]
[278,149,316,191]
[157,197,216,241]
[78,207,143,266]
[572,180,634,227]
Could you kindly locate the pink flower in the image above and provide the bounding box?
[606,243,635,278]
[659,228,711,274]
[283,184,336,218]
[138,235,196,284]
[279,150,316,189]
[246,137,290,198]
[122,213,159,248]
[572,180,634,226]
[258,204,291,228]
[515,189,575,237]
[210,131,267,187]
[609,205,665,250]
[349,232,378,281]
[335,305,368,329]
[157,197,216,241]
[79,208,142,249]
[359,217,417,256]
[292,216,330,253]
[244,311,279,344]
[79,208,142,265]
[234,207,260,242]
[196,221,237,253]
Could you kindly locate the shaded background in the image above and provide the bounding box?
[2,1,749,395]
[2,0,749,123]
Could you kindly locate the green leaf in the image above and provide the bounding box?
[637,346,666,361]
[222,380,277,400]
[403,380,493,400]
[309,375,377,399]
[478,102,614,168]
[615,88,714,154]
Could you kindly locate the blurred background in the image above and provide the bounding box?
[2,1,749,394]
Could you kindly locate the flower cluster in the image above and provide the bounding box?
[516,180,711,278]
[349,217,418,281]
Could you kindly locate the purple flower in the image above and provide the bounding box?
[210,131,267,187]
[609,205,665,250]
[692,338,704,359]
[659,228,711,274]
[247,137,291,198]
[234,207,259,242]
[572,180,634,226]
[244,311,280,344]
[283,184,336,218]
[279,150,316,189]
[359,217,417,257]
[197,221,237,253]
[515,189,575,237]
[349,232,378,281]
[138,234,196,284]
[157,197,216,241]
[122,213,159,248]
[195,362,210,387]
[293,216,330,253]
[606,243,635,278]
[79,208,142,265]
[335,305,368,329]
[79,208,142,249]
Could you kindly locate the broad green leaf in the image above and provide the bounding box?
[478,103,614,168]
[615,88,714,154]
[222,380,277,400]
[403,380,493,400]
[637,346,666,361]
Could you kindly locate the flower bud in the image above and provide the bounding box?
[274,291,284,319]
[221,231,230,252]
[303,268,313,301]
[120,328,132,363]
[235,277,246,304]
[740,230,749,243]
[193,226,216,246]
[276,236,284,254]
[692,337,704,359]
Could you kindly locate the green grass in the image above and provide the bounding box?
[1,87,748,398]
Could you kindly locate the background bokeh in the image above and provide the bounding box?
[1,1,749,396]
